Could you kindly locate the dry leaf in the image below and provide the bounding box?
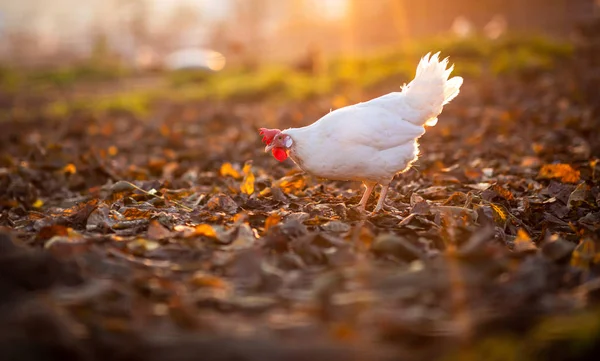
[63,163,77,175]
[147,220,172,240]
[538,164,580,183]
[240,162,255,195]
[220,162,241,179]
[275,174,306,194]
[489,203,508,224]
[32,199,44,208]
[570,238,597,270]
[492,184,514,201]
[264,213,281,231]
[242,161,252,175]
[514,229,536,252]
[190,272,231,290]
[194,224,218,238]
[568,183,593,209]
[127,238,160,253]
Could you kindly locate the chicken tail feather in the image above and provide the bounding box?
[402,52,463,127]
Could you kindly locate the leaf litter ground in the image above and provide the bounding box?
[1,58,600,361]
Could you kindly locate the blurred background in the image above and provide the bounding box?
[0,0,599,116]
[0,0,597,68]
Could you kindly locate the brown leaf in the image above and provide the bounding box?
[147,220,172,241]
[568,183,593,209]
[206,194,238,213]
[111,180,137,193]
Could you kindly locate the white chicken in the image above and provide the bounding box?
[260,53,463,212]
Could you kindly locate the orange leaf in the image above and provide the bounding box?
[194,224,217,238]
[240,162,255,195]
[492,184,514,201]
[220,162,241,179]
[63,163,77,175]
[489,203,508,224]
[275,174,306,194]
[190,272,230,289]
[242,161,252,176]
[264,213,281,231]
[571,238,597,269]
[538,164,580,183]
[514,229,536,252]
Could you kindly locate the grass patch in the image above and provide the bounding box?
[5,34,575,117]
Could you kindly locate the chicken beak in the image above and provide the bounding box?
[264,144,274,153]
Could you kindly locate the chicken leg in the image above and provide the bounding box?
[373,185,389,213]
[357,182,376,210]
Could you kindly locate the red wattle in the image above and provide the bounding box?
[272,147,288,162]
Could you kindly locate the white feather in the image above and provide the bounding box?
[282,53,462,185]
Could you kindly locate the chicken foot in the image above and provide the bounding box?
[357,182,376,210]
[373,185,389,213]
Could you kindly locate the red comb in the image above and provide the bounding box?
[258,128,281,145]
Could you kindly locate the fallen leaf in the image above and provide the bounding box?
[274,174,306,194]
[220,162,241,179]
[264,213,281,231]
[514,229,536,252]
[492,184,514,201]
[147,220,172,241]
[241,169,255,195]
[488,203,508,224]
[63,163,77,175]
[111,180,137,193]
[539,164,580,183]
[206,194,238,213]
[194,224,217,238]
[190,272,231,290]
[571,238,597,269]
[568,183,593,209]
[127,238,160,253]
[32,199,44,208]
[242,161,253,176]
